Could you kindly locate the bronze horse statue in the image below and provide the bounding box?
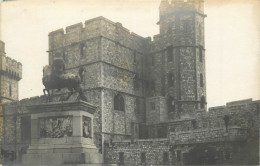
[42,58,86,101]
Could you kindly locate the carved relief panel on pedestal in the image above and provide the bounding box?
[83,116,92,138]
[39,116,73,138]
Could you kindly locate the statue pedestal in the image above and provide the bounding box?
[21,100,102,166]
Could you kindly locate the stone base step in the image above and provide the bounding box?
[22,152,103,165]
[10,164,116,166]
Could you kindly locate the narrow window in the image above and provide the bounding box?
[150,80,155,91]
[141,152,146,164]
[151,102,155,110]
[134,51,137,64]
[134,74,139,89]
[80,43,86,57]
[224,115,230,132]
[136,99,140,115]
[200,96,205,109]
[183,20,190,33]
[200,73,203,87]
[151,55,155,65]
[9,84,12,97]
[79,67,85,83]
[63,50,67,62]
[199,46,203,62]
[167,46,173,62]
[114,94,125,111]
[168,96,174,112]
[163,152,169,165]
[119,152,124,165]
[177,150,181,162]
[158,127,167,138]
[192,120,197,129]
[168,73,174,87]
[199,24,202,39]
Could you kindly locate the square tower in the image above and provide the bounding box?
[47,17,150,153]
[147,0,207,120]
[0,41,22,103]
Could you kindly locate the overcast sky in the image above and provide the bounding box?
[0,0,259,107]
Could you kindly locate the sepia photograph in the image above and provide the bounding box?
[0,0,259,165]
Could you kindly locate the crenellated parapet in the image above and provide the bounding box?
[0,41,22,81]
[193,99,260,131]
[159,0,205,19]
[48,16,150,54]
[0,56,22,80]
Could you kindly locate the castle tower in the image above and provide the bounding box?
[48,18,150,154]
[148,0,207,120]
[0,41,22,160]
[0,41,22,103]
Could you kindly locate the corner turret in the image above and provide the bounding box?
[0,41,22,102]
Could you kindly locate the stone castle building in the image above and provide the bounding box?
[0,41,22,103]
[2,0,259,165]
[0,40,22,162]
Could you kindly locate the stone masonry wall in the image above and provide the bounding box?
[104,139,171,166]
[102,89,140,136]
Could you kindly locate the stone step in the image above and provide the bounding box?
[18,164,116,166]
[22,152,103,165]
[26,146,99,154]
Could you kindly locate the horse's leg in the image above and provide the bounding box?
[47,89,51,102]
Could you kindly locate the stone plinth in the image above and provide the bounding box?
[21,100,103,166]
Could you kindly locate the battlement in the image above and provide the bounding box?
[207,99,260,118]
[0,54,22,80]
[159,0,205,18]
[226,98,253,107]
[170,127,248,145]
[0,41,22,80]
[48,16,149,53]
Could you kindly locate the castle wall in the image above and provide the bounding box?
[1,77,19,102]
[101,89,144,137]
[104,99,259,165]
[145,96,167,124]
[104,139,171,166]
[0,42,22,102]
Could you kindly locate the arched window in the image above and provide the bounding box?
[168,96,174,112]
[114,94,125,111]
[200,73,203,87]
[200,96,205,109]
[168,73,174,87]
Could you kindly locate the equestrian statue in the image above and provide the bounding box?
[42,58,87,101]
